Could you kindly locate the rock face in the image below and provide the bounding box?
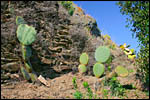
[1,1,102,74]
[1,1,144,90]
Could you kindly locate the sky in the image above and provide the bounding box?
[73,1,140,54]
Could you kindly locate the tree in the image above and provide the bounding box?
[116,1,149,88]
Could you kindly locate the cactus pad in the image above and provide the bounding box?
[78,64,87,73]
[115,66,128,77]
[93,63,105,78]
[79,53,89,65]
[17,24,36,45]
[95,46,110,63]
[16,16,27,25]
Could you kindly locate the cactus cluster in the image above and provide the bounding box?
[93,46,111,78]
[16,16,37,82]
[78,53,89,73]
[78,45,129,78]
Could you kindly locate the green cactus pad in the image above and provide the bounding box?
[17,24,36,45]
[93,63,105,78]
[79,53,89,65]
[95,46,110,63]
[78,64,87,73]
[20,67,31,81]
[22,45,32,60]
[115,66,128,77]
[16,16,27,25]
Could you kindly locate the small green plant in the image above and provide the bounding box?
[102,89,109,99]
[93,63,105,78]
[72,77,77,89]
[72,77,98,99]
[16,16,37,82]
[109,43,117,50]
[107,66,111,71]
[115,66,128,77]
[74,91,83,99]
[72,77,83,99]
[103,76,126,97]
[83,81,94,99]
[60,1,75,16]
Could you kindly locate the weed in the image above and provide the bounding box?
[83,81,93,99]
[60,1,75,16]
[72,77,77,89]
[103,76,126,97]
[73,91,83,99]
[102,89,109,99]
[72,77,98,99]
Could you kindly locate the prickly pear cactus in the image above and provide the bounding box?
[95,46,110,63]
[78,64,87,73]
[79,53,89,65]
[115,66,128,77]
[17,24,36,45]
[93,63,105,78]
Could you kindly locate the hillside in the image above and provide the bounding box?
[1,1,149,99]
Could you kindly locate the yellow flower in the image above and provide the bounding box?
[119,43,126,50]
[128,54,136,60]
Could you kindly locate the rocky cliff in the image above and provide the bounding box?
[1,1,145,91]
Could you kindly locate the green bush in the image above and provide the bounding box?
[60,1,75,16]
[117,1,149,87]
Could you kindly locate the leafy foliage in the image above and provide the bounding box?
[60,1,75,16]
[116,1,149,87]
[73,91,83,99]
[82,81,94,99]
[103,77,126,97]
[72,77,98,99]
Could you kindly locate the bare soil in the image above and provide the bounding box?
[1,72,149,99]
